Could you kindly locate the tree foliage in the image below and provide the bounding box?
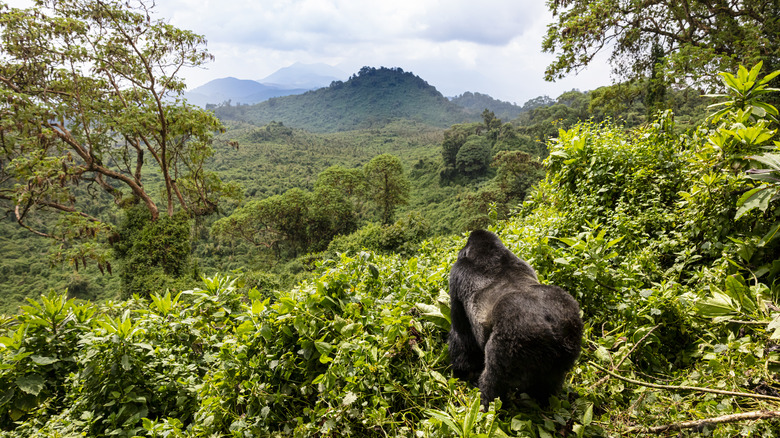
[212,155,410,258]
[455,135,491,175]
[542,0,780,89]
[0,0,239,266]
[440,110,536,182]
[364,153,410,225]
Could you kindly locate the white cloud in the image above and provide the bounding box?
[7,0,615,104]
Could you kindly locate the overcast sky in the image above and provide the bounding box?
[7,0,615,105]
[152,0,615,105]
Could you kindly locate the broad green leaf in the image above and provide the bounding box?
[695,291,738,317]
[235,320,255,336]
[314,341,333,356]
[0,387,15,407]
[538,426,555,438]
[15,374,45,396]
[557,237,580,247]
[760,221,780,246]
[605,236,624,249]
[754,101,779,117]
[368,264,379,279]
[463,395,481,435]
[416,303,451,331]
[724,275,755,314]
[251,299,266,314]
[415,303,440,315]
[582,403,593,426]
[735,187,771,219]
[748,153,780,169]
[768,314,780,340]
[30,355,59,366]
[425,409,462,435]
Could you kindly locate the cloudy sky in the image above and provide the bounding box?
[7,0,615,105]
[151,0,615,105]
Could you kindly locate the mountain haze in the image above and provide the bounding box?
[183,77,309,107]
[259,62,347,89]
[183,63,347,107]
[214,66,479,132]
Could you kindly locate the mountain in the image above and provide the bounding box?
[183,77,309,108]
[449,91,527,121]
[183,63,348,108]
[259,62,347,89]
[214,66,479,132]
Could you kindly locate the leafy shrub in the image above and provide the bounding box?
[327,212,430,256]
[114,207,198,299]
[455,135,491,175]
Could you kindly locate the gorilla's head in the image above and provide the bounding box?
[458,230,510,274]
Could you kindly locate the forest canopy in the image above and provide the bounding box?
[543,0,780,89]
[0,0,239,271]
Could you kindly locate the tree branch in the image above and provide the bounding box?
[590,324,661,389]
[590,362,780,403]
[629,410,780,434]
[14,204,55,239]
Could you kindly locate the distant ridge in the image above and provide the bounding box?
[450,91,526,121]
[183,63,348,108]
[259,62,347,89]
[183,77,309,107]
[213,66,480,132]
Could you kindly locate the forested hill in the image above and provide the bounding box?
[450,91,526,121]
[213,66,480,132]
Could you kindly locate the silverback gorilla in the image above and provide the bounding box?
[448,230,583,408]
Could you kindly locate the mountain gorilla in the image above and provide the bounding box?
[448,230,583,409]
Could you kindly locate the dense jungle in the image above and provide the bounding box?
[2,0,780,436]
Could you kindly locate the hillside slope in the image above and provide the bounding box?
[214,67,479,132]
[450,91,526,121]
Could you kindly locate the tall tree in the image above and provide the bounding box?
[542,0,780,88]
[364,154,410,225]
[456,135,491,176]
[0,0,239,265]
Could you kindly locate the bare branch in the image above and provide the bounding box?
[590,362,780,403]
[14,204,55,239]
[591,324,661,390]
[630,410,780,434]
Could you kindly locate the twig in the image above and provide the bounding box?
[590,362,780,403]
[629,410,780,434]
[723,320,768,326]
[590,324,661,389]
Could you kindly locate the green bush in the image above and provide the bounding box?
[114,207,198,299]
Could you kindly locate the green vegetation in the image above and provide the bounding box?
[543,0,780,91]
[0,0,239,300]
[214,67,479,132]
[3,0,780,433]
[449,91,526,121]
[3,63,780,437]
[513,83,710,142]
[0,78,707,313]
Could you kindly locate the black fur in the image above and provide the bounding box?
[448,230,583,408]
